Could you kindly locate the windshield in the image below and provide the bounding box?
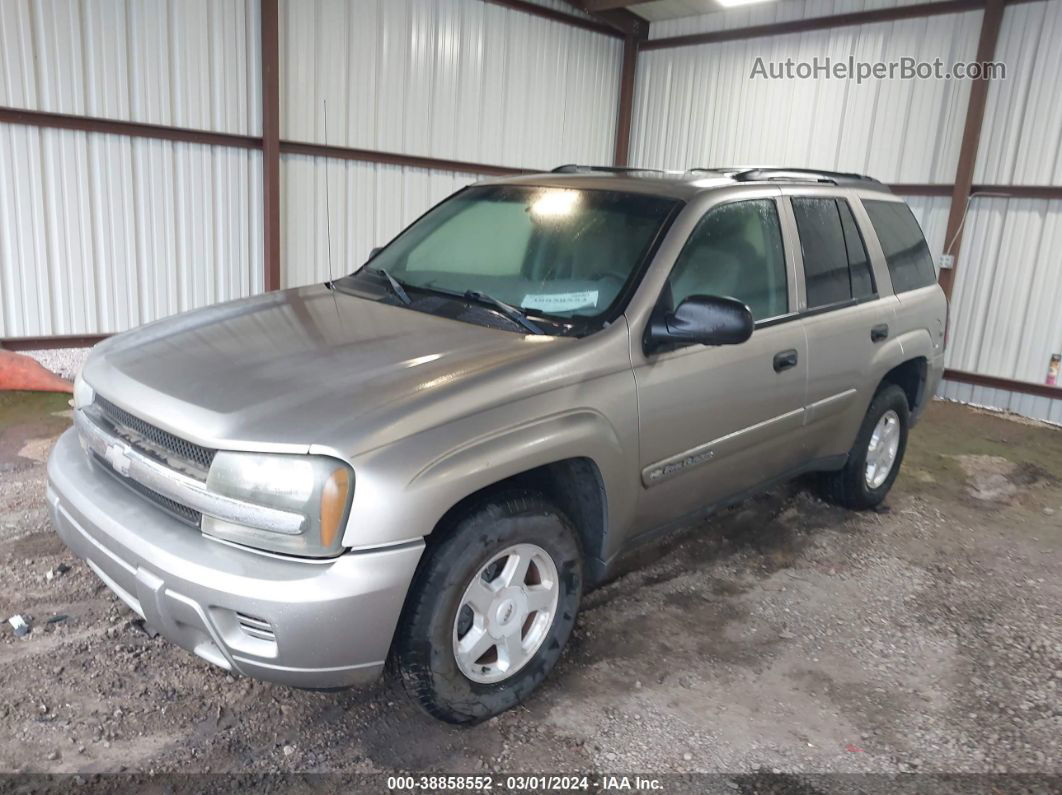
[340,185,679,333]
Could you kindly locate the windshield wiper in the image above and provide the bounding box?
[464,290,545,335]
[370,267,412,305]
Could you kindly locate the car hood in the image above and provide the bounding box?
[84,286,572,454]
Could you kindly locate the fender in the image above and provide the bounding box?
[813,330,930,458]
[341,402,638,555]
[894,327,935,362]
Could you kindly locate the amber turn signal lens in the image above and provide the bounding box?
[320,468,351,548]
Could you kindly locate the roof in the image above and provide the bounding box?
[479,165,895,199]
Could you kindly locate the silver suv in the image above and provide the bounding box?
[49,166,946,723]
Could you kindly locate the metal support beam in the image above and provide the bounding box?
[0,335,109,351]
[613,35,640,166]
[484,0,623,37]
[944,369,1061,400]
[279,141,537,177]
[562,1,649,38]
[261,0,282,293]
[938,0,1005,302]
[0,107,260,149]
[644,0,1005,50]
[582,0,648,12]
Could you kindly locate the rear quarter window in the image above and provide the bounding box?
[862,200,936,293]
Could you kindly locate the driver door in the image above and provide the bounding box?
[631,197,809,529]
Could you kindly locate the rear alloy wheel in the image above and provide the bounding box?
[820,384,910,510]
[864,409,901,489]
[395,491,582,724]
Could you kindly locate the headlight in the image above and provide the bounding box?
[203,452,354,558]
[73,370,94,409]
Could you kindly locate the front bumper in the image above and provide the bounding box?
[47,428,424,688]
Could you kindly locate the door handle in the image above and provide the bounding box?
[871,323,889,343]
[773,349,798,372]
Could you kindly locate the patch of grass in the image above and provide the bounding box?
[900,401,1062,505]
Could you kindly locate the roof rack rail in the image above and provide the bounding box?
[725,167,882,186]
[551,164,666,175]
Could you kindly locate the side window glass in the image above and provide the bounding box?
[862,199,936,292]
[791,198,851,309]
[666,199,788,321]
[838,200,875,299]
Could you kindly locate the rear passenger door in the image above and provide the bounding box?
[785,192,889,461]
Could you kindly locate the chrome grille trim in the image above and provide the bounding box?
[95,395,215,477]
[92,451,203,527]
[75,409,305,535]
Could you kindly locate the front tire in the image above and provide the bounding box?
[820,384,910,510]
[394,491,583,724]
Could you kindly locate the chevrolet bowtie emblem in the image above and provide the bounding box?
[104,441,133,477]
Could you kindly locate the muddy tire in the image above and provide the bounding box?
[820,384,910,510]
[394,491,583,724]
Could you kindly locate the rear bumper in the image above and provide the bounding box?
[48,428,424,688]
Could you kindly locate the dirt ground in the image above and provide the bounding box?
[1,392,1060,786]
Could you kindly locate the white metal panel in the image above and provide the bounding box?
[0,122,263,337]
[646,0,956,38]
[900,194,951,264]
[945,197,1062,384]
[279,0,621,168]
[280,154,478,288]
[0,0,261,135]
[937,381,1062,426]
[974,0,1062,185]
[631,10,982,182]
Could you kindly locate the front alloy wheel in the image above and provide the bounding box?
[394,491,582,724]
[453,544,560,684]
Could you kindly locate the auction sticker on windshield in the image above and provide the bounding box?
[521,290,599,313]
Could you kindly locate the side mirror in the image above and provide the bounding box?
[645,295,754,353]
[368,246,383,259]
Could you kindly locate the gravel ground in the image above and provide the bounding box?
[0,392,1059,789]
[20,347,90,382]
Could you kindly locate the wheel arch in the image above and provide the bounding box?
[402,409,628,585]
[425,456,610,586]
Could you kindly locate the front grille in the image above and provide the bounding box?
[94,395,216,478]
[91,452,203,527]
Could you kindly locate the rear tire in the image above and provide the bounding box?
[820,384,909,510]
[394,490,583,724]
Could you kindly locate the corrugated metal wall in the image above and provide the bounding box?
[0,0,263,337]
[974,0,1062,185]
[280,0,619,167]
[277,0,623,285]
[938,0,1062,422]
[946,197,1062,384]
[281,156,480,288]
[0,123,263,337]
[631,9,982,182]
[0,0,261,134]
[633,0,1062,422]
[0,0,623,333]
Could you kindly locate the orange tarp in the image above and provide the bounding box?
[0,350,73,393]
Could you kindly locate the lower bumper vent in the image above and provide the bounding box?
[236,612,276,642]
